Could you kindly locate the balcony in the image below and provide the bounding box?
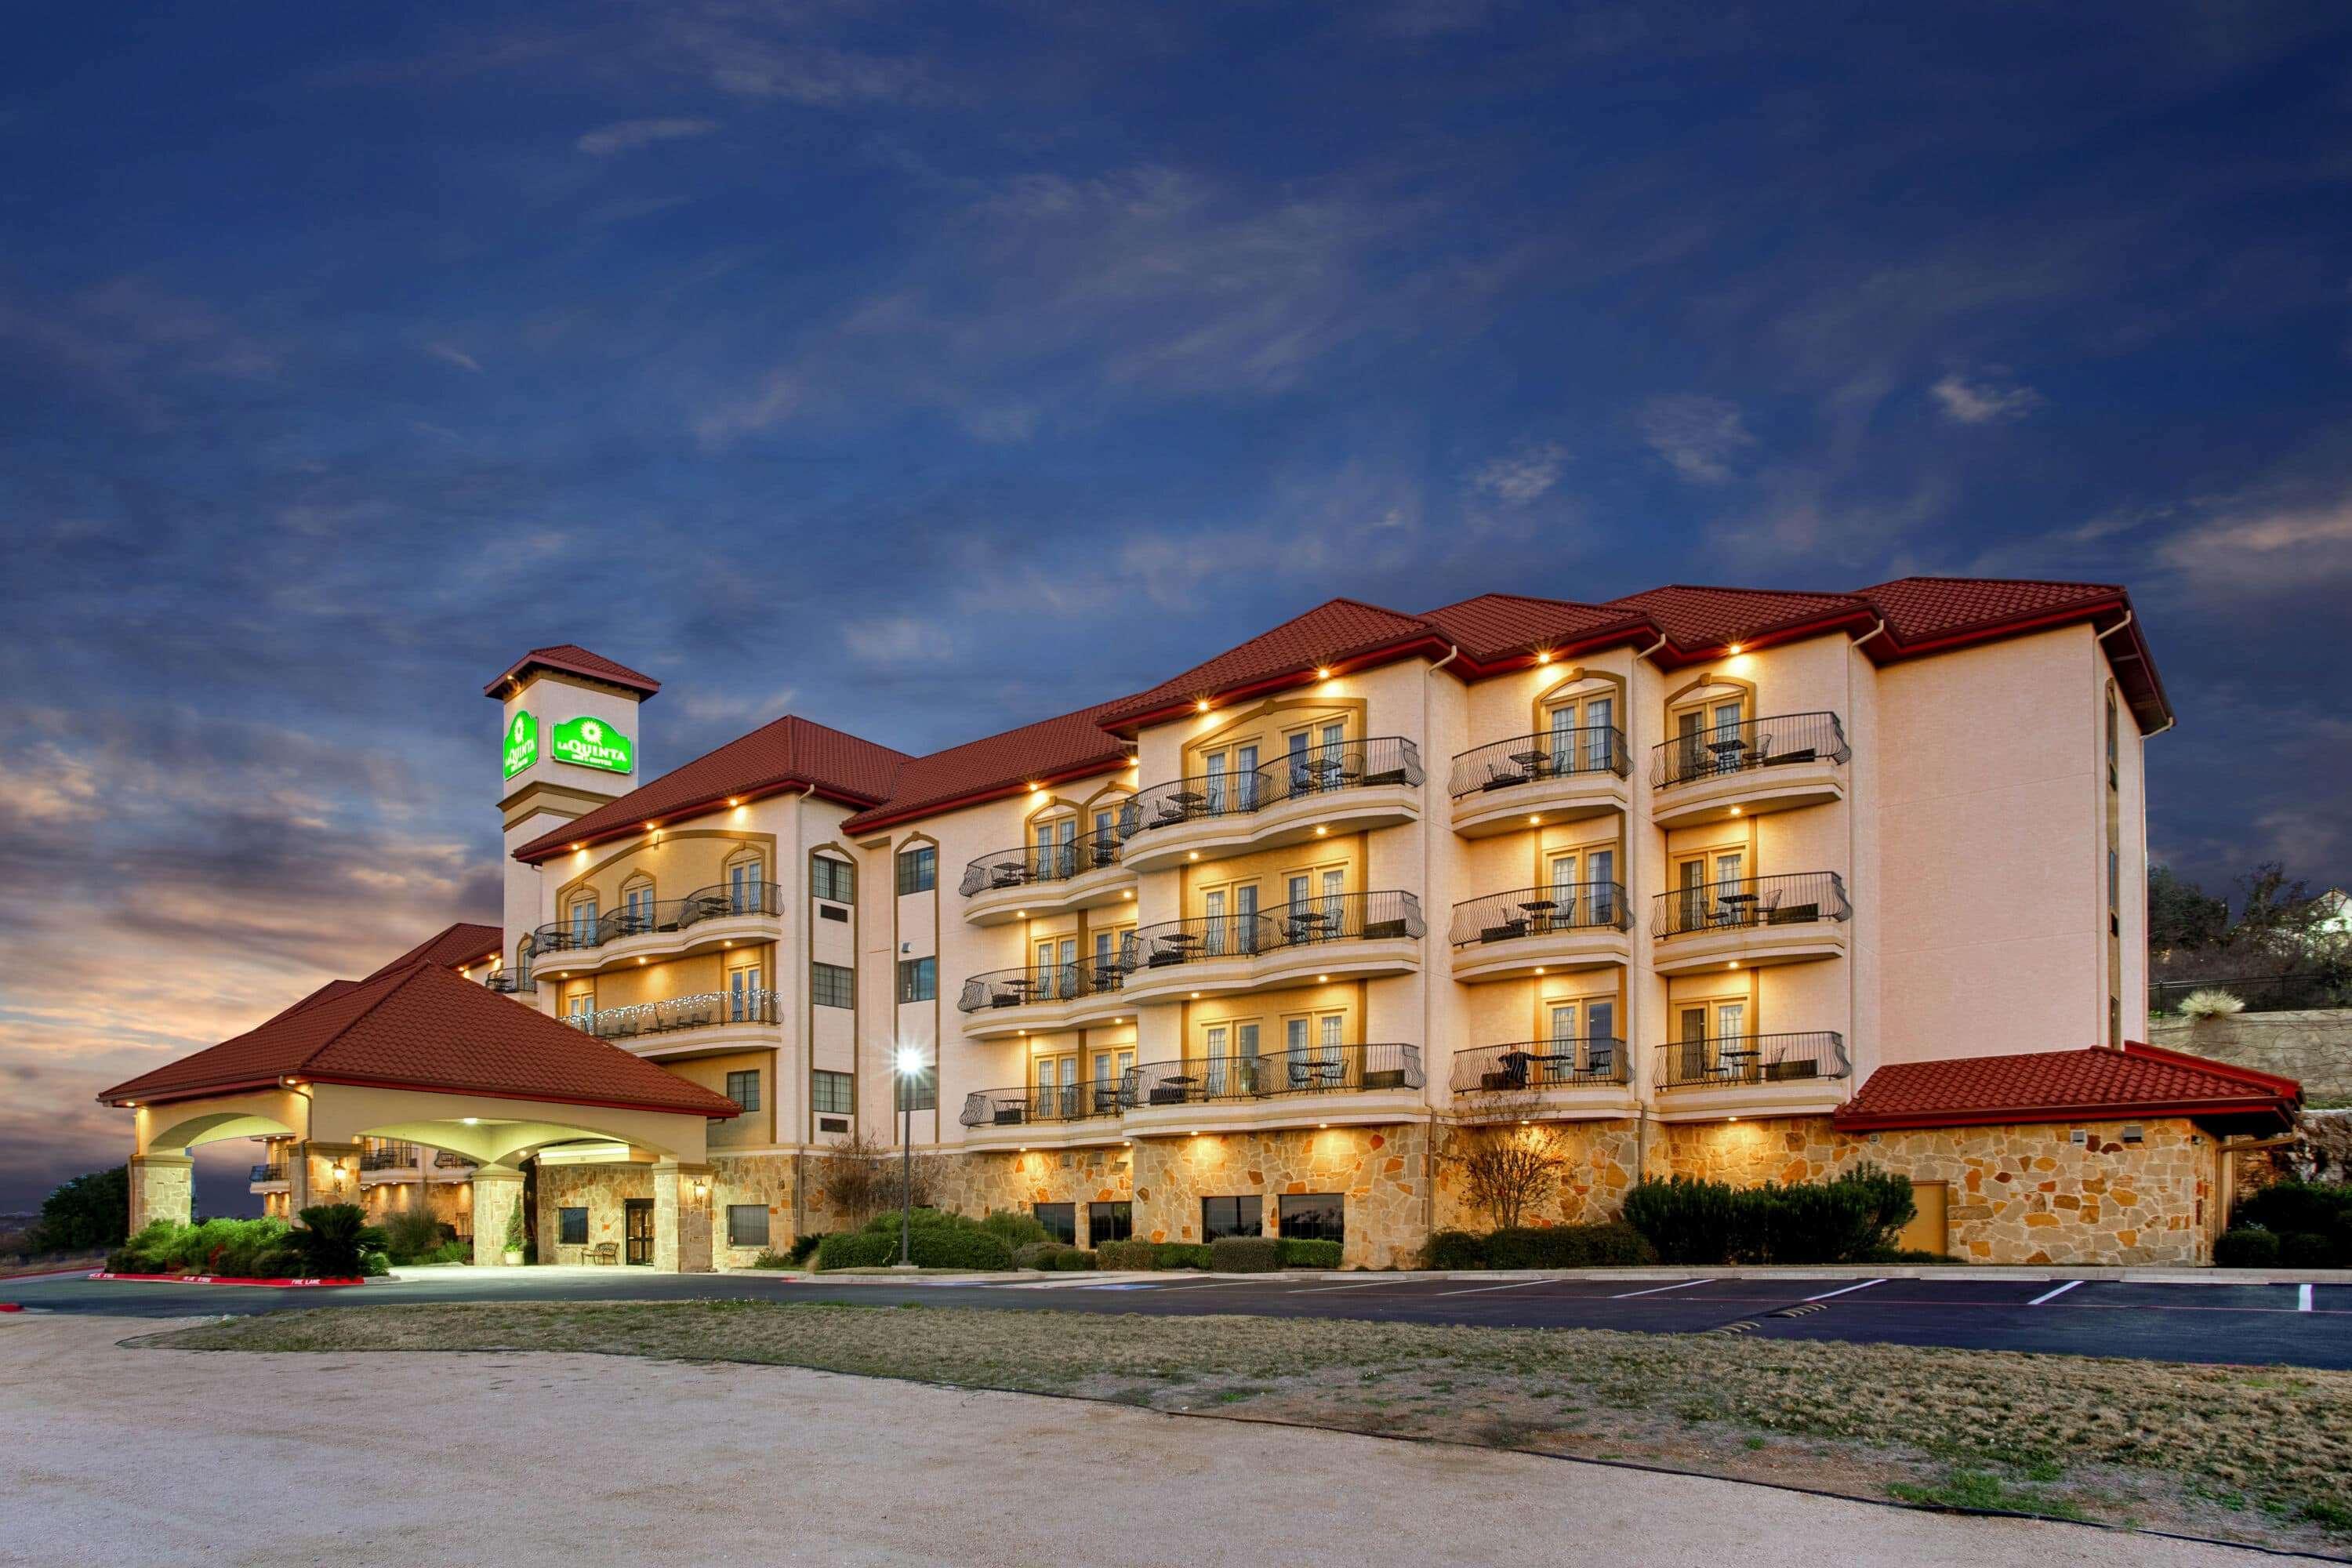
[1448,726,1631,838]
[485,970,535,994]
[1112,891,1426,1005]
[958,829,1133,927]
[956,1081,1129,1148]
[1651,1032,1850,1120]
[1649,712,1849,829]
[1448,881,1632,982]
[1650,871,1849,975]
[1120,1044,1426,1135]
[1120,738,1424,873]
[431,1150,475,1171]
[359,1144,419,1172]
[563,987,780,1056]
[526,880,782,979]
[1449,1038,1632,1119]
[955,962,1131,1039]
[249,1163,287,1185]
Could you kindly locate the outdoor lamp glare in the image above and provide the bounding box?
[896,1046,924,1076]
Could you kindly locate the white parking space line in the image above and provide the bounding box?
[1803,1279,1885,1302]
[2299,1283,2314,1312]
[2027,1279,2084,1305]
[1129,1279,1269,1294]
[1436,1278,1558,1298]
[1287,1279,1396,1294]
[1610,1278,1711,1299]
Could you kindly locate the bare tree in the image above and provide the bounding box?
[815,1128,887,1225]
[1440,1108,1573,1229]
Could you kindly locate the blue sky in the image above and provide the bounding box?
[5,1,2351,1211]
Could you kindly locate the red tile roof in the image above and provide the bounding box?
[514,714,911,862]
[840,702,1134,835]
[98,960,742,1118]
[503,576,2168,849]
[1832,1042,2299,1133]
[483,644,662,700]
[362,921,505,981]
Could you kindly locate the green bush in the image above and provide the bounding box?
[360,1249,390,1277]
[822,1211,1014,1271]
[816,1231,897,1269]
[2278,1232,2339,1269]
[1012,1242,1066,1269]
[1053,1248,1097,1271]
[1150,1242,1213,1270]
[982,1210,1053,1247]
[1480,1222,1657,1269]
[2212,1227,2281,1268]
[29,1166,131,1254]
[786,1232,826,1265]
[1210,1236,1281,1272]
[1621,1167,1915,1265]
[1276,1238,1343,1269]
[2235,1181,2352,1246]
[107,1218,299,1276]
[1420,1229,1489,1269]
[383,1209,445,1266]
[285,1206,387,1277]
[748,1249,793,1269]
[1096,1239,1156,1270]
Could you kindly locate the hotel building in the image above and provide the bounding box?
[104,579,2299,1269]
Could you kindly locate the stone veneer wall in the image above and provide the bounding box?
[708,1154,806,1266]
[536,1164,653,1264]
[1648,1115,2220,1265]
[1131,1124,1432,1270]
[2148,1012,2347,1104]
[1432,1118,1641,1232]
[927,1147,1136,1245]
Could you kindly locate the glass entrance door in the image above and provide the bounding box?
[623,1198,654,1265]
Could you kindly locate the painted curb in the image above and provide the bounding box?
[89,1272,368,1288]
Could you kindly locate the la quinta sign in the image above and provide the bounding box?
[552,715,634,775]
[502,710,539,779]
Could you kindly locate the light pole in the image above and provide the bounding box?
[894,1045,924,1269]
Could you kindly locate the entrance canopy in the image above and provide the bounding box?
[100,959,740,1165]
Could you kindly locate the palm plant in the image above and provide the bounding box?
[287,1204,387,1276]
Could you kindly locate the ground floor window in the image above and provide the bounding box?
[1278,1192,1345,1243]
[727,1204,770,1248]
[1033,1202,1076,1244]
[1089,1200,1132,1244]
[557,1207,588,1246]
[1201,1195,1262,1240]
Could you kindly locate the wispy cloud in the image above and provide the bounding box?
[844,616,955,666]
[2156,495,2352,596]
[1469,441,1569,503]
[425,341,482,372]
[575,117,719,155]
[1636,394,1756,484]
[1931,370,2043,424]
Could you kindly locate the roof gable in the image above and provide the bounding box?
[1833,1043,2299,1132]
[1100,598,1443,727]
[484,644,662,699]
[840,702,1132,834]
[363,921,505,981]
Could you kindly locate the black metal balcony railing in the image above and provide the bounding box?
[1447,726,1629,797]
[1448,882,1628,946]
[1122,738,1424,837]
[562,987,779,1040]
[528,880,782,959]
[1654,1032,1850,1090]
[1127,1044,1425,1105]
[1450,1038,1628,1094]
[359,1143,419,1171]
[1651,872,1850,939]
[1120,891,1425,973]
[1651,711,1850,791]
[958,964,1089,1012]
[959,829,1123,897]
[957,1080,1131,1127]
[250,1163,287,1183]
[432,1150,475,1169]
[485,970,535,994]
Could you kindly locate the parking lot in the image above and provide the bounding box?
[12,1266,2347,1367]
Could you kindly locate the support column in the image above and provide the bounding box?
[127,1154,194,1232]
[652,1161,713,1273]
[289,1141,362,1220]
[472,1163,526,1267]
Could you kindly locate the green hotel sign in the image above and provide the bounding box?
[502,710,539,779]
[551,715,634,775]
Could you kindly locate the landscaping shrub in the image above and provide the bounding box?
[28,1166,131,1254]
[1095,1239,1156,1270]
[1621,1167,1915,1265]
[1149,1241,1213,1270]
[982,1210,1053,1247]
[2212,1227,2281,1268]
[1276,1238,1343,1269]
[787,1232,826,1265]
[107,1218,297,1276]
[2235,1181,2352,1245]
[383,1209,445,1266]
[2278,1231,2338,1269]
[283,1206,387,1277]
[816,1231,896,1270]
[1419,1229,1490,1269]
[1481,1222,1657,1269]
[1012,1242,1066,1269]
[1210,1236,1282,1272]
[825,1209,1014,1270]
[1051,1248,1096,1271]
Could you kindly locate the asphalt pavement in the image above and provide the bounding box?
[10,1265,2349,1367]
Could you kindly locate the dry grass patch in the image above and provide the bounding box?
[147,1301,2352,1555]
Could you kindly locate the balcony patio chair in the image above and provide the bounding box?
[1479,918,1529,943]
[1584,1041,1615,1080]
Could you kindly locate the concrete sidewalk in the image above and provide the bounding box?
[695,1262,2352,1287]
[2,1312,2314,1566]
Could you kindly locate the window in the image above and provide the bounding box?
[729,964,765,1022]
[896,844,937,895]
[820,904,848,923]
[2106,690,2119,789]
[622,880,655,927]
[895,1064,936,1112]
[811,855,855,906]
[897,956,937,1003]
[727,1204,769,1248]
[811,961,854,1009]
[812,1069,853,1116]
[1200,1195,1262,1240]
[557,1207,588,1246]
[1089,1201,1133,1244]
[1033,1202,1076,1244]
[728,855,767,913]
[726,1069,761,1112]
[568,896,598,946]
[1278,1192,1345,1243]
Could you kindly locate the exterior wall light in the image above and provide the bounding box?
[1196,699,1210,712]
